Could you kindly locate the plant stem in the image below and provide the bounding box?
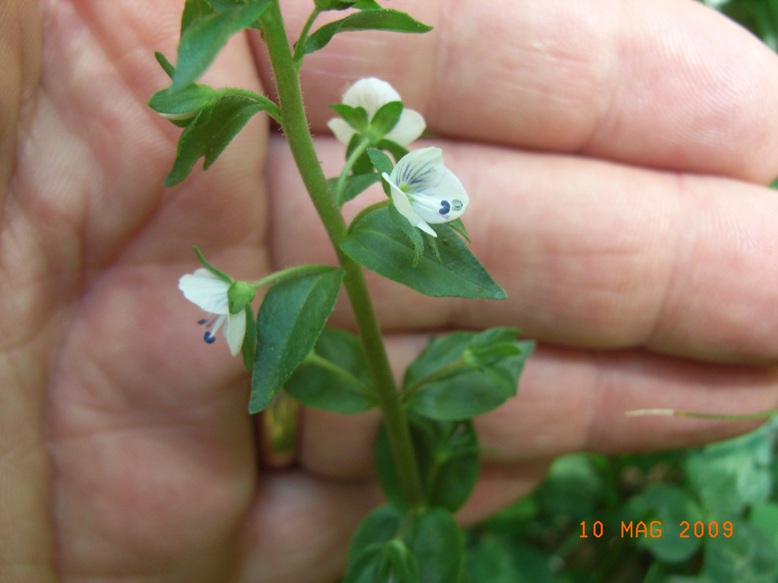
[334,137,371,201]
[261,0,425,508]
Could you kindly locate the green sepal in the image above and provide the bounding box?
[193,245,232,282]
[447,218,471,243]
[403,328,534,420]
[240,306,257,371]
[328,172,380,206]
[340,206,507,299]
[172,1,270,90]
[284,328,377,414]
[368,101,403,141]
[367,148,394,194]
[249,267,343,414]
[164,92,274,186]
[330,104,370,133]
[375,416,479,512]
[387,203,424,267]
[149,84,217,127]
[154,51,176,78]
[302,9,433,56]
[345,505,464,583]
[227,280,256,313]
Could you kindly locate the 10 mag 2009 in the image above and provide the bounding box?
[579,519,734,539]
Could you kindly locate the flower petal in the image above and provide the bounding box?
[342,78,401,115]
[383,172,437,237]
[224,310,247,356]
[386,109,426,146]
[179,268,230,314]
[412,166,470,225]
[327,118,356,145]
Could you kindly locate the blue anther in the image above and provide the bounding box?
[439,200,451,215]
[203,331,216,344]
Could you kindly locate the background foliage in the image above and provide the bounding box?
[464,3,778,581]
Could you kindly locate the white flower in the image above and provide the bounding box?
[382,147,469,237]
[178,268,246,356]
[327,77,426,146]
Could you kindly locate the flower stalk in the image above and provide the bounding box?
[261,0,425,508]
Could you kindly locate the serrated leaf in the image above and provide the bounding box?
[249,268,343,414]
[303,9,433,56]
[173,1,270,90]
[376,416,479,512]
[284,328,377,413]
[340,206,506,299]
[403,328,534,420]
[164,93,271,186]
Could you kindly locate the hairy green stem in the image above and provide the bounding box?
[261,0,425,508]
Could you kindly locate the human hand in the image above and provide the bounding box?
[2,1,778,582]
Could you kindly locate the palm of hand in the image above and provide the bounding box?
[3,1,778,582]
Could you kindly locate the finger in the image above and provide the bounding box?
[269,137,778,364]
[238,473,381,583]
[262,0,778,182]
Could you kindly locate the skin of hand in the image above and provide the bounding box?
[2,0,778,581]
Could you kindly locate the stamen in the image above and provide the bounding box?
[203,331,216,344]
[439,200,451,215]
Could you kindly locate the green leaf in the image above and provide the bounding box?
[340,206,507,299]
[402,329,532,421]
[346,540,420,583]
[303,9,433,56]
[329,172,380,206]
[249,268,343,414]
[284,328,377,413]
[181,0,216,34]
[376,416,479,512]
[172,1,270,90]
[164,92,272,186]
[345,505,464,583]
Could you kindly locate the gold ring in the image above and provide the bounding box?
[258,390,300,469]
